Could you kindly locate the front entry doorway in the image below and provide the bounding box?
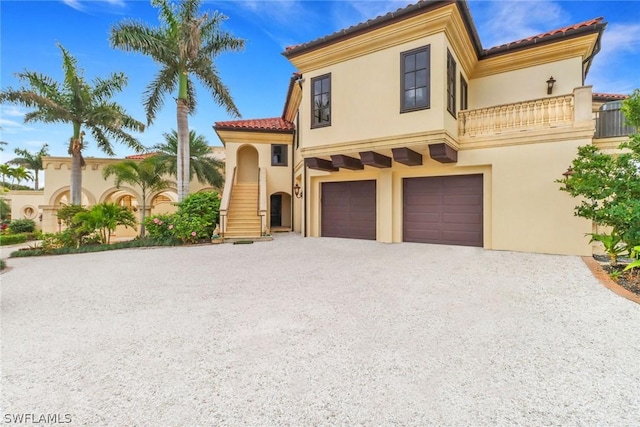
[270,194,282,227]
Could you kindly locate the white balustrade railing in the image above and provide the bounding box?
[459,95,574,137]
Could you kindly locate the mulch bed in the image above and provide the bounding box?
[597,255,640,297]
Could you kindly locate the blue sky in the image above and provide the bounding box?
[1,0,639,169]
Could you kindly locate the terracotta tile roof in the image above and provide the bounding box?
[283,0,483,58]
[214,117,295,133]
[593,92,628,101]
[283,0,604,61]
[484,17,605,54]
[125,152,157,160]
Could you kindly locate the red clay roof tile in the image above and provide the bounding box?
[125,152,157,160]
[484,17,605,53]
[593,92,629,100]
[214,117,295,132]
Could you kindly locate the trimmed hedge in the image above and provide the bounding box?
[9,238,180,258]
[0,233,28,246]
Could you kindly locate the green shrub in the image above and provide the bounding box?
[57,204,87,226]
[73,203,136,244]
[0,233,27,246]
[0,259,6,270]
[587,232,628,266]
[10,238,179,258]
[624,246,640,274]
[176,191,220,238]
[8,219,35,234]
[41,233,65,253]
[144,214,179,244]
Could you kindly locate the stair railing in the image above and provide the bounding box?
[219,166,236,238]
[258,168,267,236]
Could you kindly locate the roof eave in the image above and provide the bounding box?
[213,126,295,135]
[481,21,607,59]
[283,0,485,59]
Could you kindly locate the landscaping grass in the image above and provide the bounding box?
[0,233,32,246]
[9,238,181,258]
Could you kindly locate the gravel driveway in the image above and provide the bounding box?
[2,233,639,426]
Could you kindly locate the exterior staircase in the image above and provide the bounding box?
[224,183,262,238]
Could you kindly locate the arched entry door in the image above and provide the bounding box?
[270,192,292,229]
[237,145,259,182]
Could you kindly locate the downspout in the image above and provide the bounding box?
[303,159,307,238]
[582,26,604,84]
[291,120,296,233]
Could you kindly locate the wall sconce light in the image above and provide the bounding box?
[546,76,556,95]
[294,183,303,198]
[562,167,574,177]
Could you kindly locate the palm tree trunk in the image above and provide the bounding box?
[70,125,83,205]
[70,150,82,205]
[140,191,146,238]
[177,72,190,202]
[34,169,39,191]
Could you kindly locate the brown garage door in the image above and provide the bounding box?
[322,180,376,240]
[403,174,483,246]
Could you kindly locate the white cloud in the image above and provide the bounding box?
[328,1,408,36]
[220,0,308,25]
[470,0,567,49]
[61,0,126,12]
[599,23,640,59]
[62,0,84,11]
[1,106,27,119]
[586,23,640,95]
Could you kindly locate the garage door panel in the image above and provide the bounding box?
[443,194,482,205]
[322,180,376,240]
[403,175,483,247]
[442,216,482,227]
[405,213,440,223]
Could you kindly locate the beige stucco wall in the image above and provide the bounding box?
[299,33,450,149]
[31,155,218,235]
[469,57,584,109]
[222,139,294,230]
[304,134,593,256]
[6,190,45,230]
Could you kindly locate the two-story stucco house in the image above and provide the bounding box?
[214,0,617,256]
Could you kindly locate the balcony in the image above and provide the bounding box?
[594,102,636,139]
[458,94,574,138]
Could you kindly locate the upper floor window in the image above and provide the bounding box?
[447,49,456,117]
[271,144,288,166]
[311,74,331,128]
[401,46,430,112]
[460,75,468,111]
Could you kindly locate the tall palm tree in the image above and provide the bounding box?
[0,43,145,205]
[110,0,243,201]
[9,143,49,190]
[102,156,175,237]
[153,129,223,188]
[11,165,32,189]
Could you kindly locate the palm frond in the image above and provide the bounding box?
[92,72,128,101]
[193,61,240,117]
[142,67,178,124]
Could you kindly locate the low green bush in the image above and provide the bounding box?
[144,192,220,243]
[0,233,28,246]
[0,259,6,270]
[10,238,179,258]
[8,219,35,234]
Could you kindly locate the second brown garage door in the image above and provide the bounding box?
[403,174,483,247]
[322,180,376,240]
